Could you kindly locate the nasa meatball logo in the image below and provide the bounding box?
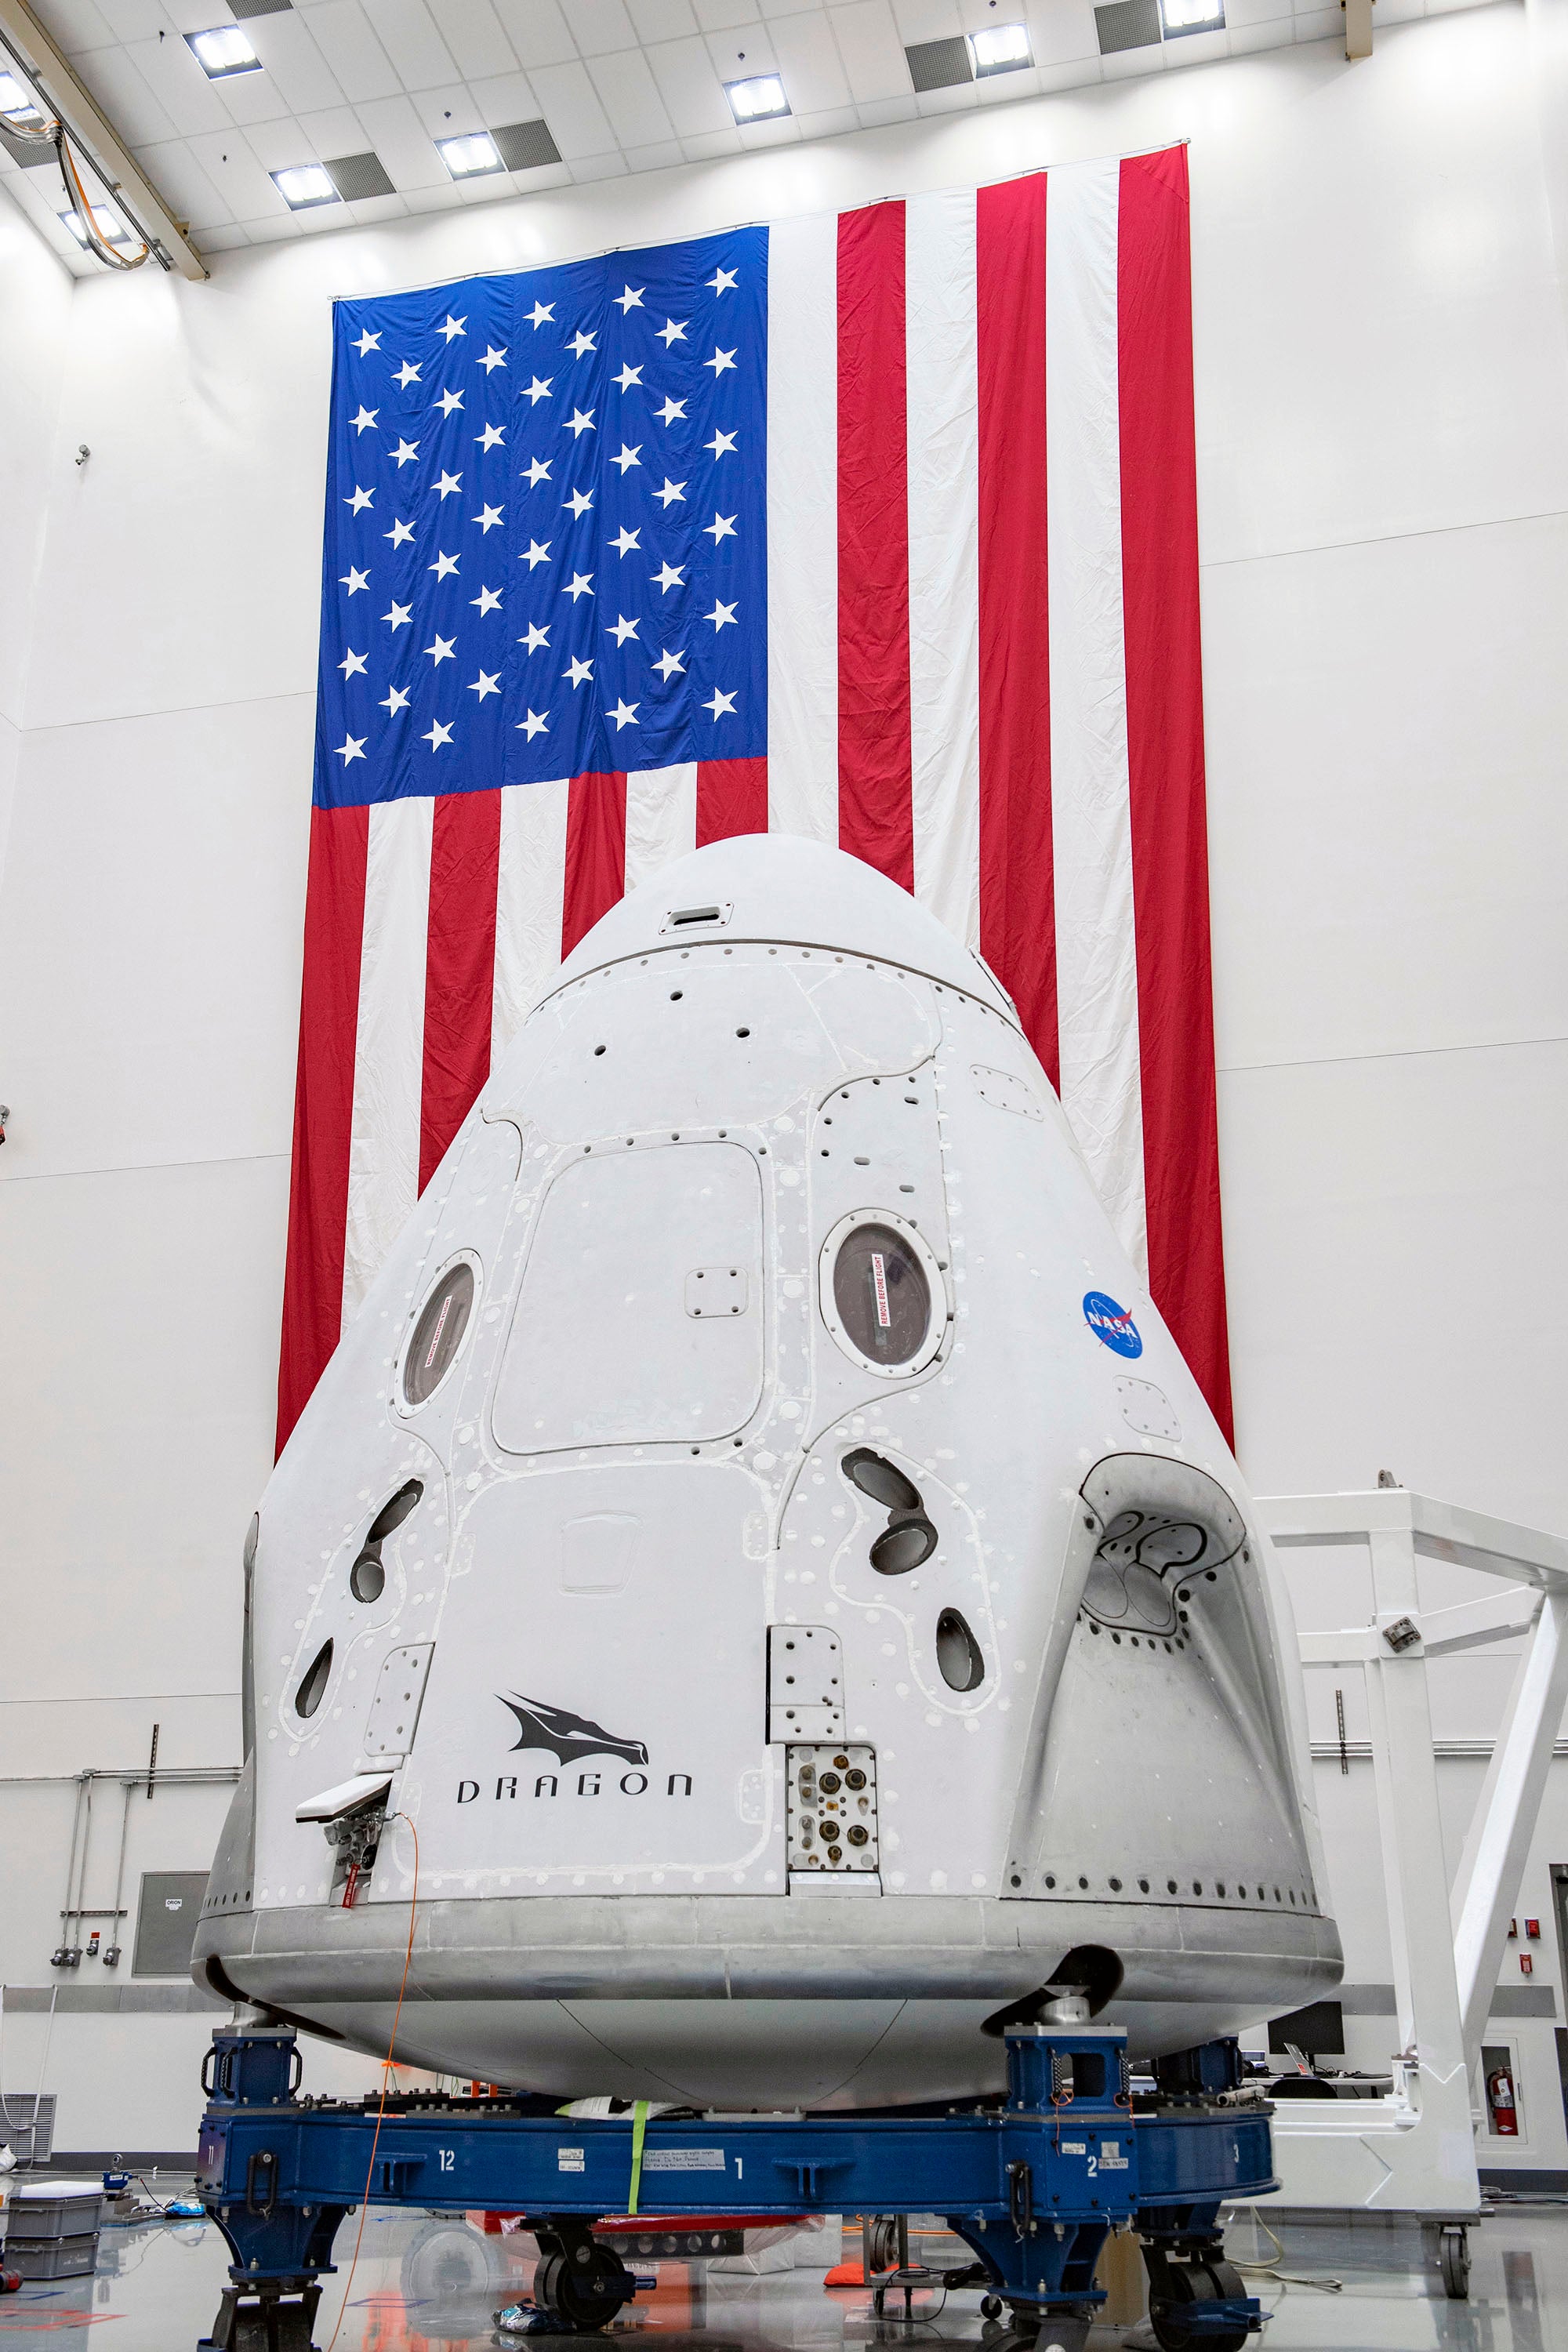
[1083,1290,1142,1359]
[454,1695,693,1805]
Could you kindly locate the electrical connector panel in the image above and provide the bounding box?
[786,1744,878,1872]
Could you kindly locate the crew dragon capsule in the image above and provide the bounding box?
[195,835,1341,2108]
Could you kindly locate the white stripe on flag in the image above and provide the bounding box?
[766,213,840,848]
[1046,158,1148,1279]
[906,187,981,953]
[343,793,434,1327]
[624,764,698,893]
[492,775,570,1069]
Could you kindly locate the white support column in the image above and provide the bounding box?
[1450,1588,1568,2073]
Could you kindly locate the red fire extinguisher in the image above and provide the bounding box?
[1487,2065,1519,2136]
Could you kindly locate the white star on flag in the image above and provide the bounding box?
[615,363,643,391]
[704,688,737,719]
[657,318,687,347]
[527,301,554,328]
[434,471,462,498]
[423,719,455,748]
[336,734,366,761]
[707,430,737,459]
[430,551,459,579]
[564,408,596,437]
[383,602,412,630]
[564,572,594,601]
[475,423,505,451]
[426,635,456,664]
[521,623,549,652]
[707,267,737,295]
[706,347,737,376]
[440,314,466,341]
[608,615,639,644]
[517,709,550,736]
[339,648,367,677]
[704,512,737,543]
[351,406,378,434]
[564,488,593,519]
[608,698,639,729]
[568,329,597,358]
[524,377,553,405]
[707,599,737,630]
[611,526,641,556]
[346,486,373,513]
[656,398,686,426]
[612,444,641,474]
[615,285,644,312]
[468,670,501,699]
[380,685,409,713]
[354,328,381,354]
[523,458,551,486]
[392,439,419,468]
[385,518,414,546]
[652,562,684,592]
[523,540,551,568]
[436,387,463,416]
[564,656,593,686]
[478,346,506,372]
[471,586,502,614]
[394,361,420,388]
[474,504,504,532]
[654,477,686,507]
[653,648,685,680]
[339,566,370,593]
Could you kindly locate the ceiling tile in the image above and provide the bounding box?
[184,122,284,212]
[489,0,579,65]
[625,0,699,34]
[913,74,975,106]
[114,34,234,133]
[569,0,639,48]
[526,56,616,151]
[1027,0,1099,61]
[890,0,960,32]
[198,220,254,245]
[408,77,483,128]
[853,88,916,118]
[361,0,461,88]
[32,0,119,53]
[565,143,627,176]
[352,88,451,179]
[241,14,350,110]
[466,66,542,119]
[677,122,741,153]
[586,44,677,143]
[425,0,519,78]
[234,202,303,232]
[304,0,405,100]
[826,0,909,97]
[134,132,234,224]
[705,24,775,68]
[792,97,856,130]
[83,0,163,43]
[71,41,181,142]
[240,114,320,165]
[643,33,731,131]
[622,133,682,165]
[768,8,853,104]
[736,106,797,140]
[692,0,760,24]
[293,98,371,145]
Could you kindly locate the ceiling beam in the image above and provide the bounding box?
[0,0,206,279]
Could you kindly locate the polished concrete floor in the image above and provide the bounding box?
[2,2205,1566,2350]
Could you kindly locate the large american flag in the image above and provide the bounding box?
[278,143,1231,1451]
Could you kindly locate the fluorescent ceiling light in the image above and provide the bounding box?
[968,21,1033,71]
[1160,0,1225,30]
[60,202,133,247]
[272,162,338,208]
[437,130,503,178]
[725,73,789,122]
[0,67,49,130]
[187,24,261,75]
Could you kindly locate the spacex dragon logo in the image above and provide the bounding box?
[453,1695,692,1805]
[499,1695,648,1770]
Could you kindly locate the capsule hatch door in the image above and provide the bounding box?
[493,1142,764,1454]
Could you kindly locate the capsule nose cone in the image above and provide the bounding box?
[554,833,1014,1017]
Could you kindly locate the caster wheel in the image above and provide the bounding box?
[980,2296,1004,2321]
[1149,2263,1249,2352]
[532,2249,633,2331]
[1439,2228,1470,2301]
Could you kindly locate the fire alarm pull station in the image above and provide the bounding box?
[1526,1919,1541,1940]
[1521,1954,1534,1975]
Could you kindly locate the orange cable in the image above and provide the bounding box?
[325,1811,419,2352]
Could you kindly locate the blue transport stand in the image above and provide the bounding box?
[194,2022,1274,2352]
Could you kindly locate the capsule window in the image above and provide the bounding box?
[936,1608,985,1692]
[872,1518,937,1576]
[831,1221,931,1367]
[404,1263,475,1406]
[294,1639,333,1721]
[841,1449,921,1514]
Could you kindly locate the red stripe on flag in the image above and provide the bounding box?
[562,771,628,956]
[1118,147,1232,1442]
[837,201,913,891]
[275,800,369,1454]
[419,788,502,1195]
[976,171,1057,1091]
[696,757,769,845]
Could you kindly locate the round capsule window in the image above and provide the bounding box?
[403,1261,476,1406]
[294,1639,333,1721]
[832,1223,931,1374]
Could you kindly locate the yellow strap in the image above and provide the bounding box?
[628,2099,649,2216]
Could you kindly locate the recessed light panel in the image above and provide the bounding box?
[437,131,503,178]
[1160,0,1225,30]
[187,25,261,76]
[725,73,789,122]
[969,22,1033,72]
[60,202,133,247]
[272,162,338,208]
[0,67,48,130]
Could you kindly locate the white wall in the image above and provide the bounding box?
[2,0,1568,2157]
[0,203,70,897]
